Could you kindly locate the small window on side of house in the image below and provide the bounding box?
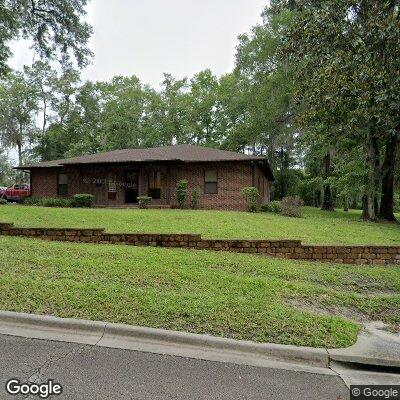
[57,173,68,196]
[204,170,217,194]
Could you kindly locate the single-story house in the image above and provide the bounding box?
[16,144,275,210]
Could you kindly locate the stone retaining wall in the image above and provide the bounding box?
[1,222,399,265]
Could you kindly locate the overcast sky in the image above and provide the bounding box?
[10,0,267,88]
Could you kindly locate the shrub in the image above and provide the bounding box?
[241,187,260,212]
[23,197,42,206]
[0,198,7,205]
[190,186,200,209]
[137,196,152,209]
[281,196,304,217]
[41,197,73,208]
[261,200,281,214]
[72,194,94,208]
[176,180,188,209]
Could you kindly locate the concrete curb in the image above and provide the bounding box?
[0,310,329,369]
[1,311,398,371]
[0,310,107,345]
[102,322,329,366]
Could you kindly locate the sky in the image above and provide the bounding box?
[10,0,267,88]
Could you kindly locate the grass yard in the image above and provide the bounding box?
[1,205,399,245]
[0,235,399,348]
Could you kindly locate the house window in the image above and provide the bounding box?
[148,170,161,199]
[204,170,217,194]
[57,173,68,196]
[108,172,117,200]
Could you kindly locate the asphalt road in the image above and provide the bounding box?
[0,334,349,400]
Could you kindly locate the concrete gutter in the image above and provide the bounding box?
[328,322,400,368]
[0,310,331,374]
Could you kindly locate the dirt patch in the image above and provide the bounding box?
[286,298,370,324]
[338,276,398,296]
[302,275,398,296]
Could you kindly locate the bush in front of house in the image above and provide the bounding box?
[72,194,95,208]
[281,196,304,217]
[23,197,45,206]
[260,200,282,214]
[241,187,260,212]
[137,196,152,209]
[176,180,188,209]
[23,197,72,207]
[41,197,73,207]
[190,186,200,209]
[22,197,38,206]
[0,198,7,205]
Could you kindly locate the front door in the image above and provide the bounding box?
[124,171,139,203]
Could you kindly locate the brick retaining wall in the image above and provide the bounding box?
[1,222,399,265]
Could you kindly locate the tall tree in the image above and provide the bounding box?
[0,72,39,166]
[233,6,300,198]
[99,75,146,150]
[187,69,220,146]
[24,61,56,135]
[159,74,190,145]
[0,150,14,186]
[216,72,250,152]
[276,0,400,220]
[50,67,81,125]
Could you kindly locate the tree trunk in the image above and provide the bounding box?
[279,147,286,199]
[42,98,47,135]
[321,151,334,211]
[362,194,369,220]
[378,131,398,221]
[322,185,334,211]
[363,129,380,220]
[16,141,22,167]
[315,190,321,208]
[343,196,349,211]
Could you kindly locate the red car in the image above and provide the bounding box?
[1,183,30,202]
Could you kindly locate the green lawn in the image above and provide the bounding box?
[1,235,399,348]
[1,205,399,245]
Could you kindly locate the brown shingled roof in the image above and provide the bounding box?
[17,144,275,180]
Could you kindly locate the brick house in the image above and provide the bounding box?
[17,144,274,210]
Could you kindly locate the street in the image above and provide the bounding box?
[0,334,349,400]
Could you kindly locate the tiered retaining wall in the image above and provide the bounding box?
[1,222,399,265]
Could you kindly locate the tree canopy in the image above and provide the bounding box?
[0,0,93,75]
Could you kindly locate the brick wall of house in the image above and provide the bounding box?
[168,162,253,210]
[31,168,59,198]
[29,161,271,210]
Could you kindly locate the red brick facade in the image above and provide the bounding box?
[30,161,271,210]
